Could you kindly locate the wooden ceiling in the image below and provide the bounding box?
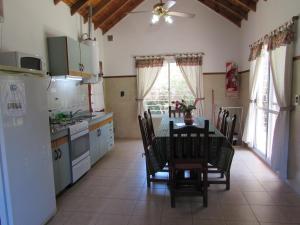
[54,0,260,33]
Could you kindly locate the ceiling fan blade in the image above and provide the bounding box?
[128,10,152,14]
[164,0,176,10]
[168,11,195,18]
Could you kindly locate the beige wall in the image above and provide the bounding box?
[104,73,249,139]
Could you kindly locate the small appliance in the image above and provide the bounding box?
[0,51,46,72]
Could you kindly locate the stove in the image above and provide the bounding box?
[68,120,90,183]
[69,120,89,136]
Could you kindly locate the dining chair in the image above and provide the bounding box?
[144,109,155,139]
[224,114,237,144]
[169,120,209,208]
[208,146,235,190]
[169,106,183,118]
[138,115,168,187]
[220,110,229,135]
[215,108,223,130]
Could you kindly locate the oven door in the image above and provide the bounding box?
[70,130,90,164]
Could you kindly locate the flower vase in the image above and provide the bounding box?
[184,111,194,125]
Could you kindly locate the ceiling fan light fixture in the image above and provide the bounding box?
[164,15,173,24]
[151,14,160,24]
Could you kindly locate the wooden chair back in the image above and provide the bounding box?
[138,115,152,155]
[220,110,229,135]
[169,120,209,167]
[216,108,223,130]
[144,109,155,139]
[224,114,237,144]
[169,106,183,118]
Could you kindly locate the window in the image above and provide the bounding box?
[144,61,194,115]
[254,46,279,162]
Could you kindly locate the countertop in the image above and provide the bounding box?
[50,112,113,141]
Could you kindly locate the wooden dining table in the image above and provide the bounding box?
[147,115,234,174]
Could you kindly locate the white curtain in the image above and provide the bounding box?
[269,44,294,179]
[242,56,262,147]
[136,58,163,115]
[176,56,204,116]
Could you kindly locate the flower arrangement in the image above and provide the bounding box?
[171,99,196,113]
[171,99,197,125]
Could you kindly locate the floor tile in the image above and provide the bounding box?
[102,199,136,215]
[128,215,161,225]
[94,213,131,225]
[250,205,289,223]
[220,205,257,221]
[47,139,300,225]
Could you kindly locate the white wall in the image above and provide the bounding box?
[1,0,105,68]
[1,0,105,113]
[103,0,241,75]
[240,0,300,70]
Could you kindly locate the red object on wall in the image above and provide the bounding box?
[225,62,239,97]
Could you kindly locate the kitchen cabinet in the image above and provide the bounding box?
[47,36,93,77]
[89,128,103,165]
[89,116,114,166]
[51,137,71,195]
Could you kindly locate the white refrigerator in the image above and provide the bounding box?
[0,71,56,225]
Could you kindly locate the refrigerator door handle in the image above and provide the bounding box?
[58,149,62,159]
[54,150,58,160]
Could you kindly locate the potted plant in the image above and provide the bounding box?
[172,100,196,125]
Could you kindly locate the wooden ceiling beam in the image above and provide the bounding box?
[234,0,256,11]
[71,0,89,15]
[199,0,241,27]
[54,0,62,5]
[213,0,248,20]
[93,0,129,29]
[83,0,111,23]
[101,0,144,34]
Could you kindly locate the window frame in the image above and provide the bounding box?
[144,58,195,117]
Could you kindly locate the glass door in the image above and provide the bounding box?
[254,47,279,162]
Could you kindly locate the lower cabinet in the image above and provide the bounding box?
[52,142,72,195]
[89,118,114,166]
[89,128,103,165]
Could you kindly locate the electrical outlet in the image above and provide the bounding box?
[120,91,125,97]
[295,95,300,105]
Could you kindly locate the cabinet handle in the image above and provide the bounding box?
[54,150,59,160]
[97,128,101,137]
[58,149,62,159]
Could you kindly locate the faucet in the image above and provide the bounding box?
[70,109,82,118]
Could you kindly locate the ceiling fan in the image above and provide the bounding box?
[129,0,195,24]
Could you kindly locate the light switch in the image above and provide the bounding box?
[295,95,299,105]
[120,91,125,97]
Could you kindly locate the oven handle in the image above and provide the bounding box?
[70,129,89,141]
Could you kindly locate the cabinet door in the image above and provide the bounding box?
[67,37,81,74]
[102,124,110,155]
[89,129,98,165]
[57,143,71,191]
[108,121,114,150]
[52,150,60,195]
[80,43,93,76]
[97,127,106,158]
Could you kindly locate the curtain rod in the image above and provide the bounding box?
[133,52,205,58]
[249,16,299,48]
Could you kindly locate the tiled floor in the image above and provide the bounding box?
[47,139,300,225]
